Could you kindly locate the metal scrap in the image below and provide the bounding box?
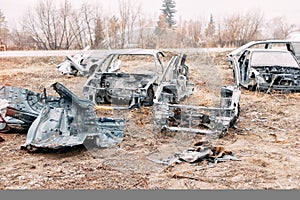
[57,46,103,76]
[149,143,239,166]
[21,82,125,151]
[0,85,58,132]
[153,85,240,137]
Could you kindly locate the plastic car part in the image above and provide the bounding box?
[21,82,125,151]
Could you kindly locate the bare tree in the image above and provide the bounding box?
[94,17,105,48]
[81,3,98,47]
[0,9,9,45]
[266,16,296,39]
[220,10,263,47]
[188,19,202,46]
[118,0,141,48]
[108,16,121,48]
[205,14,216,47]
[137,13,155,48]
[23,0,74,50]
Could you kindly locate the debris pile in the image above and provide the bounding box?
[149,141,239,166]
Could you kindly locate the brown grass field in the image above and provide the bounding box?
[0,50,300,189]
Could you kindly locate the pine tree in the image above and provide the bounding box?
[205,14,216,37]
[161,0,176,28]
[93,18,105,48]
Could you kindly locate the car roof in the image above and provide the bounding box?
[260,39,300,43]
[229,40,300,56]
[246,48,292,53]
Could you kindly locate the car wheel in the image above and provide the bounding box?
[248,84,257,91]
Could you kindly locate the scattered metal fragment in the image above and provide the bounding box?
[21,82,125,151]
[149,143,239,166]
[57,46,103,76]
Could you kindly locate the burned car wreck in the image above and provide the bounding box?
[83,49,194,109]
[57,46,103,76]
[0,83,125,150]
[230,49,300,92]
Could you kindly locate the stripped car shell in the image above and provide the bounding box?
[57,46,103,76]
[153,54,194,104]
[0,85,58,132]
[153,85,240,137]
[22,82,125,151]
[230,49,300,92]
[83,49,194,109]
[153,53,241,136]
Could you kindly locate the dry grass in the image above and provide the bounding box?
[0,52,300,189]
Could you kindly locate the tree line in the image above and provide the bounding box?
[0,0,298,50]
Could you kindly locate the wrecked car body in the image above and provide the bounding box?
[153,85,240,137]
[83,49,194,109]
[0,86,58,132]
[21,82,125,151]
[153,53,241,137]
[230,49,300,92]
[57,46,103,76]
[153,54,194,104]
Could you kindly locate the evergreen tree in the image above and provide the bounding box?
[205,14,216,37]
[161,0,176,28]
[93,18,105,48]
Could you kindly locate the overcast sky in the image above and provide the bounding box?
[1,0,300,28]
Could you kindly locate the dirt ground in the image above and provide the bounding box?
[0,51,300,189]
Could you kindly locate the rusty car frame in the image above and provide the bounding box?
[153,85,240,137]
